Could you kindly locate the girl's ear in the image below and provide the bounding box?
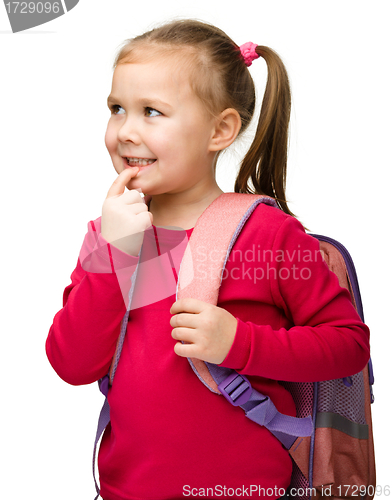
[209,108,242,152]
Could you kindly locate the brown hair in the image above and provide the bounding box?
[113,19,294,217]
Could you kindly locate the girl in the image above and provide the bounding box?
[46,19,370,500]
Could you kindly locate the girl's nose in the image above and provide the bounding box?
[117,119,141,145]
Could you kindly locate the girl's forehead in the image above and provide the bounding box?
[111,60,194,100]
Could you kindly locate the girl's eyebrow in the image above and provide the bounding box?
[107,94,172,110]
[107,95,118,106]
[137,98,172,110]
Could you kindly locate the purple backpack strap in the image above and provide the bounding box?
[92,259,141,498]
[177,192,314,447]
[92,395,110,499]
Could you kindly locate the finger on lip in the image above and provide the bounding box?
[124,166,140,174]
[120,166,140,182]
[106,166,140,198]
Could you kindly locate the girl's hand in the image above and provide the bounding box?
[170,298,238,364]
[101,167,153,257]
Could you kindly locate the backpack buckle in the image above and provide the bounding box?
[218,372,252,406]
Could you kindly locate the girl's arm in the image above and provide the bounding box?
[45,217,138,386]
[220,215,370,382]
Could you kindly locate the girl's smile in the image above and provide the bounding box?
[123,157,156,167]
[122,157,157,172]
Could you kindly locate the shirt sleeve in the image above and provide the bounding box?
[220,216,370,382]
[45,218,139,386]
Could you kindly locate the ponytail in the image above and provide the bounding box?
[234,46,294,217]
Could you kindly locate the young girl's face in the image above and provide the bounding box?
[105,56,220,197]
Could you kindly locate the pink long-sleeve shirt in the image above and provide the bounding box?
[46,202,370,500]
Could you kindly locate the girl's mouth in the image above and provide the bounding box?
[123,157,156,167]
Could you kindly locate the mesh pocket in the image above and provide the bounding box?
[317,373,366,425]
[280,381,314,418]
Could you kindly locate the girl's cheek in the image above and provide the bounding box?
[104,129,116,153]
[154,134,174,151]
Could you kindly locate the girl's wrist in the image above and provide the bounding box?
[218,318,251,370]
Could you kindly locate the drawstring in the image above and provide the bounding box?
[152,225,178,282]
[152,224,161,254]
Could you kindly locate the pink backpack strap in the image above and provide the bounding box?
[176,192,278,392]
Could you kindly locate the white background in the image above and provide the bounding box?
[1,0,390,498]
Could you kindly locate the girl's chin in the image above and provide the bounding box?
[125,178,149,195]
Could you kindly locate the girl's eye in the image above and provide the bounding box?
[111,105,125,115]
[145,107,162,117]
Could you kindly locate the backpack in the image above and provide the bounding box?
[94,193,376,500]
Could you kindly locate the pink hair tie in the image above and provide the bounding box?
[240,42,259,67]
